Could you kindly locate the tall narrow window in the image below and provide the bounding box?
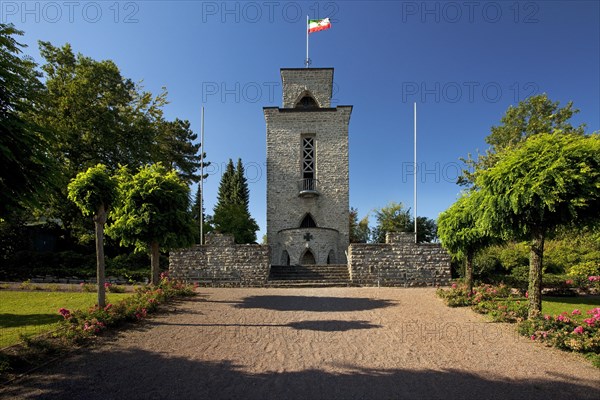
[302,136,315,183]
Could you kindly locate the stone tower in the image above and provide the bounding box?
[264,68,352,265]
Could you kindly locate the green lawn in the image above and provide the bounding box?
[542,296,600,319]
[0,291,131,348]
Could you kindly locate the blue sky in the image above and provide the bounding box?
[3,1,599,239]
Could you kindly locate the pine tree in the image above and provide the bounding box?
[215,159,235,208]
[213,158,258,243]
[235,158,250,212]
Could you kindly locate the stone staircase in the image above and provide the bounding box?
[267,264,352,287]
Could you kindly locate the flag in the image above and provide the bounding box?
[308,18,332,34]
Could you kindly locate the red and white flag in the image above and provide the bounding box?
[308,18,332,34]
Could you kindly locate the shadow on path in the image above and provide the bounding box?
[3,348,599,400]
[149,319,382,332]
[234,296,395,312]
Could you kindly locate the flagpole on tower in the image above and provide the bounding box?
[305,15,310,67]
[305,17,331,67]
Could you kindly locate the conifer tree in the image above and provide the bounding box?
[213,158,258,243]
[235,158,250,212]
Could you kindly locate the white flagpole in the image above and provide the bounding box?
[200,106,205,245]
[414,102,417,244]
[305,15,309,67]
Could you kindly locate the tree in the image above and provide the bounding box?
[154,118,208,184]
[33,41,163,241]
[215,160,236,207]
[459,94,586,186]
[191,184,213,243]
[107,164,195,285]
[438,191,494,293]
[0,24,55,217]
[349,207,370,243]
[371,202,437,243]
[476,133,600,318]
[67,164,117,307]
[234,158,250,211]
[212,158,258,243]
[213,203,259,244]
[349,207,359,243]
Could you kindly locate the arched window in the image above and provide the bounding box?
[295,93,319,109]
[300,249,316,265]
[300,214,317,228]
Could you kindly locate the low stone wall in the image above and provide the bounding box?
[348,232,451,286]
[169,234,270,287]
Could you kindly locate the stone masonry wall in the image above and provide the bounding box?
[169,234,270,287]
[348,232,451,286]
[281,68,333,108]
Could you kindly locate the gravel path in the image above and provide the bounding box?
[2,287,599,399]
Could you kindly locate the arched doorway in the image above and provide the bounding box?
[281,250,290,266]
[327,250,336,264]
[300,249,316,265]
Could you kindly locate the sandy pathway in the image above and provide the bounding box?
[1,287,599,399]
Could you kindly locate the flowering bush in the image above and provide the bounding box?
[518,308,600,353]
[436,282,513,307]
[59,276,194,343]
[472,299,528,322]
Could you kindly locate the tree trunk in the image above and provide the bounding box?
[465,250,474,294]
[94,204,107,308]
[528,225,546,319]
[150,241,160,285]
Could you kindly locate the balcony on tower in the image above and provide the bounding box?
[298,178,319,197]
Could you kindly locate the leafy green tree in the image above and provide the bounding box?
[460,94,586,186]
[371,202,412,243]
[371,202,437,243]
[0,24,55,217]
[349,207,370,243]
[357,216,371,244]
[107,164,195,284]
[67,164,117,307]
[438,192,494,293]
[213,158,258,243]
[34,41,164,240]
[476,133,600,318]
[349,207,359,242]
[38,41,159,173]
[415,216,438,243]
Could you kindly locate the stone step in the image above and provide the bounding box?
[266,280,355,288]
[268,272,350,278]
[269,276,350,281]
[267,264,351,287]
[269,271,349,279]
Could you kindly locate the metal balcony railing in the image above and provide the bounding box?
[298,178,319,197]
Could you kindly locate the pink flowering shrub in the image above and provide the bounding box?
[519,308,600,353]
[472,299,528,322]
[437,282,513,307]
[59,276,195,343]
